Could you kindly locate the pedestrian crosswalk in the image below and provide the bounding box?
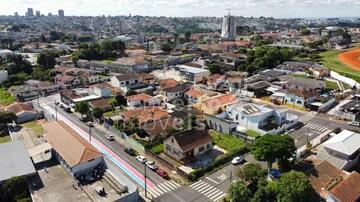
[189,180,227,202]
[304,123,328,133]
[148,180,181,199]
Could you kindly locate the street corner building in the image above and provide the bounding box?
[43,121,103,175]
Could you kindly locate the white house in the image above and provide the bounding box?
[177,64,210,83]
[126,93,161,107]
[5,102,39,124]
[110,74,140,93]
[317,130,360,171]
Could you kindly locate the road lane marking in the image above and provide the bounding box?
[189,180,203,188]
[203,187,218,196]
[213,193,227,202]
[207,189,222,198]
[196,184,211,192]
[206,177,220,184]
[210,191,225,200]
[152,187,164,195]
[158,183,171,192]
[156,185,167,193]
[168,180,180,188]
[191,181,206,189]
[200,185,215,194]
[164,181,177,189]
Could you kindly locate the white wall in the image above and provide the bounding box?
[331,71,360,89]
[0,70,8,83]
[72,156,103,175]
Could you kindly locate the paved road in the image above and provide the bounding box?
[32,95,183,200]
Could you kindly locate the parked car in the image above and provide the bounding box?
[231,156,244,165]
[124,147,136,156]
[156,168,169,179]
[136,155,147,163]
[348,121,360,127]
[87,122,94,127]
[105,134,114,141]
[146,161,158,171]
[79,116,87,122]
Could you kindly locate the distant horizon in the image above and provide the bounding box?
[1,0,360,19]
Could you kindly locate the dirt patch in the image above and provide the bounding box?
[338,48,360,71]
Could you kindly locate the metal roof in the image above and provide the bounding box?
[0,141,36,182]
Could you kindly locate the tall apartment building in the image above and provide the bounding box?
[221,13,236,39]
[26,8,34,17]
[58,9,65,17]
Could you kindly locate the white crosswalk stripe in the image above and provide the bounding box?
[149,180,182,199]
[305,123,328,133]
[190,180,226,201]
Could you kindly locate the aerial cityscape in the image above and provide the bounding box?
[1,1,360,202]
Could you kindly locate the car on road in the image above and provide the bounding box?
[79,116,87,122]
[105,134,114,141]
[156,168,169,179]
[231,156,244,165]
[124,147,136,156]
[136,155,147,163]
[145,161,158,171]
[348,121,360,127]
[87,122,94,127]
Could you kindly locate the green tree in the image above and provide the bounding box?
[75,102,89,117]
[237,163,267,192]
[300,29,311,36]
[0,112,16,123]
[161,42,173,53]
[115,95,127,106]
[228,181,252,202]
[108,98,118,111]
[276,171,317,202]
[0,176,31,202]
[92,107,103,119]
[252,181,277,202]
[207,63,222,74]
[184,32,191,42]
[37,52,56,70]
[251,135,296,170]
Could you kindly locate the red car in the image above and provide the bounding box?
[156,168,169,179]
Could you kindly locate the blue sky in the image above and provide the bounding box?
[1,0,360,18]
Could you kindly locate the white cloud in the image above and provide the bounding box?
[0,0,359,17]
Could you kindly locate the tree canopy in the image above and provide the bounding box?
[75,102,89,116]
[92,107,103,119]
[237,163,267,192]
[251,135,296,169]
[228,181,252,202]
[37,52,56,70]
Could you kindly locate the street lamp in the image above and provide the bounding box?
[143,163,148,198]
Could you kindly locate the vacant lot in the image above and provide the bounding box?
[210,130,246,152]
[22,121,45,137]
[321,50,360,82]
[338,48,360,71]
[0,88,15,107]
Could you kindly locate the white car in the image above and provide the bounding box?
[136,156,147,163]
[105,134,114,141]
[231,156,244,165]
[146,161,158,170]
[348,121,360,127]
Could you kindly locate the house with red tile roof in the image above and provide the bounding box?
[5,102,38,123]
[119,107,170,125]
[207,74,226,90]
[184,88,206,104]
[126,93,161,107]
[328,171,360,202]
[164,129,212,161]
[193,94,238,115]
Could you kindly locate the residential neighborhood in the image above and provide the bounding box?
[1,1,360,202]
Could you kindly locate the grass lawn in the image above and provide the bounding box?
[150,143,164,154]
[290,73,309,79]
[22,121,44,137]
[0,135,11,143]
[325,80,340,90]
[320,50,360,83]
[0,88,15,107]
[103,110,121,118]
[210,130,246,152]
[245,130,261,138]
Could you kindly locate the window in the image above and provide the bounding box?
[199,146,205,152]
[235,114,239,120]
[206,143,211,149]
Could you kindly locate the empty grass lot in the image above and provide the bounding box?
[245,130,262,138]
[22,121,44,137]
[320,50,360,83]
[325,80,340,90]
[0,135,11,143]
[210,130,246,152]
[150,143,164,154]
[0,88,15,107]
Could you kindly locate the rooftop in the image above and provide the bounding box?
[322,130,360,156]
[172,129,212,152]
[0,141,36,182]
[330,172,360,202]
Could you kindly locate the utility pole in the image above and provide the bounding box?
[89,125,92,142]
[55,101,58,121]
[144,163,147,198]
[37,88,40,107]
[229,170,232,183]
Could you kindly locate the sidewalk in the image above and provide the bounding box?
[296,129,332,157]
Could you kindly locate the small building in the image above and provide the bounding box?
[317,130,360,171]
[5,102,38,123]
[193,94,238,115]
[177,64,210,83]
[119,107,170,125]
[126,93,161,107]
[164,129,212,161]
[44,121,103,175]
[0,141,36,183]
[0,70,8,83]
[184,88,206,104]
[163,83,192,102]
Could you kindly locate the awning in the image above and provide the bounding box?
[28,142,52,157]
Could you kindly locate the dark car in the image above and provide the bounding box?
[124,147,136,156]
[156,168,169,179]
[79,116,87,122]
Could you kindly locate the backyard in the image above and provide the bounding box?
[0,135,11,143]
[245,130,262,138]
[0,88,15,107]
[22,121,45,138]
[209,130,247,152]
[325,80,340,90]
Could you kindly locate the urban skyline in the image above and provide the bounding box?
[1,0,360,18]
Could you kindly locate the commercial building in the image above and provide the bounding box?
[58,9,64,17]
[221,13,236,39]
[26,8,34,17]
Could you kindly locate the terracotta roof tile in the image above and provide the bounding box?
[120,107,170,125]
[202,94,238,108]
[185,88,204,98]
[126,93,153,102]
[330,172,360,202]
[172,129,212,152]
[6,102,35,115]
